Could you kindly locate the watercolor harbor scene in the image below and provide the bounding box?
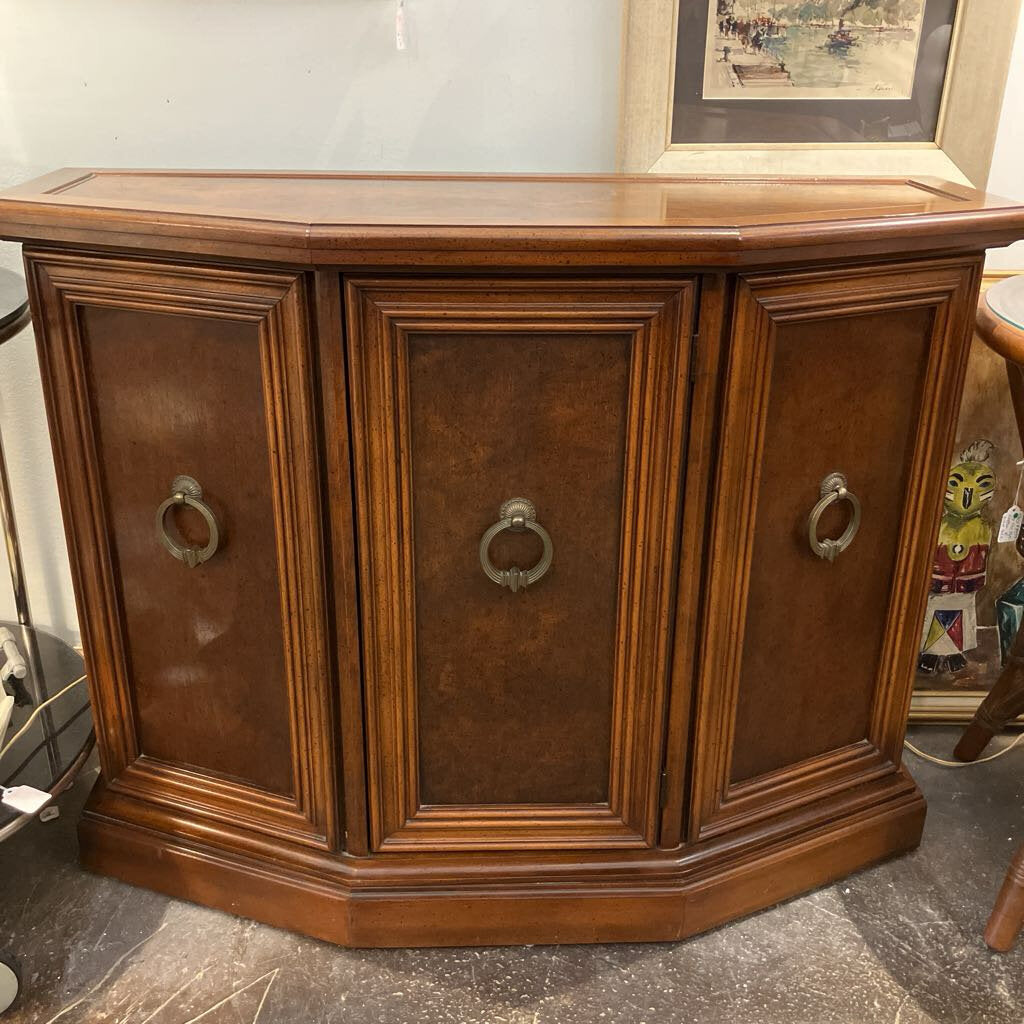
[703,0,927,99]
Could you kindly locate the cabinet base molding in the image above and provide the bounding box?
[79,779,925,948]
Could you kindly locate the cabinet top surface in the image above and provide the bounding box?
[2,168,1022,266]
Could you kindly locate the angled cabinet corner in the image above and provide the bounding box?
[25,250,337,848]
[691,257,981,839]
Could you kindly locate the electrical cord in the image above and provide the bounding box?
[903,730,1024,768]
[0,673,87,764]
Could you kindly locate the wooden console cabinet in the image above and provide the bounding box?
[1,170,1022,947]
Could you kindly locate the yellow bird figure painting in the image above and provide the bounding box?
[918,439,996,674]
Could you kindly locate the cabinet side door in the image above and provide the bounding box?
[691,256,981,839]
[26,250,337,848]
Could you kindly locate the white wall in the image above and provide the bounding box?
[985,6,1024,270]
[0,0,1020,644]
[0,0,622,641]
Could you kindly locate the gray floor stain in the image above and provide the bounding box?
[1,726,1022,1023]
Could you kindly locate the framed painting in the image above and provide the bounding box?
[619,0,1020,186]
[700,3,928,101]
[910,270,1024,722]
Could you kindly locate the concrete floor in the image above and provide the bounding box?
[1,726,1022,1024]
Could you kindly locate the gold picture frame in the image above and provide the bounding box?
[618,0,1021,186]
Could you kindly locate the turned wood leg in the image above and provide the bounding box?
[954,621,1024,761]
[986,846,1024,951]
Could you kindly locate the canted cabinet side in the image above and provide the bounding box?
[25,250,339,848]
[690,255,983,840]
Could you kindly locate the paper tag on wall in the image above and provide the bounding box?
[998,505,1023,542]
[395,0,407,50]
[1,785,51,816]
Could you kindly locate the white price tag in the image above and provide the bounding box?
[1,785,51,816]
[999,505,1023,543]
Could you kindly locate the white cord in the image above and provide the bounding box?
[903,730,1024,768]
[0,673,87,764]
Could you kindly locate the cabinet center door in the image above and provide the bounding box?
[346,278,694,851]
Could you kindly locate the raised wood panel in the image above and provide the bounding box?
[345,278,695,852]
[78,305,296,793]
[730,303,934,780]
[690,256,982,840]
[409,329,629,807]
[25,250,337,848]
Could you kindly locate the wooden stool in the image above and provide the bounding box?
[953,275,1024,950]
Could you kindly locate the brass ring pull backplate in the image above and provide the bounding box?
[156,475,221,568]
[479,498,553,593]
[807,472,861,563]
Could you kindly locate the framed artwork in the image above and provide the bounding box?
[910,271,1024,723]
[700,3,928,101]
[619,0,1020,185]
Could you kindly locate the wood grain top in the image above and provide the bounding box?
[2,168,1023,267]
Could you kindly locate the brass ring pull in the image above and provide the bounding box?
[156,475,220,568]
[479,498,553,593]
[807,472,861,563]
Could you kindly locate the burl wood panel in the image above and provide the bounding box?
[408,331,631,806]
[729,305,932,782]
[79,305,293,794]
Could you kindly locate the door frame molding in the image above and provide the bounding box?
[688,256,983,842]
[345,277,696,852]
[25,249,338,849]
